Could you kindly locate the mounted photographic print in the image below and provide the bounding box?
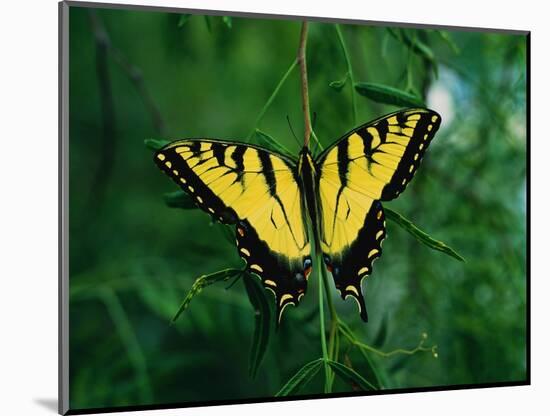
[59,1,530,414]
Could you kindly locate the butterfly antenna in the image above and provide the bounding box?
[286,115,302,148]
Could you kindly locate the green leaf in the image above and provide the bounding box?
[243,272,271,379]
[171,268,242,323]
[326,359,376,391]
[385,207,465,262]
[411,38,435,63]
[388,28,438,79]
[253,129,292,157]
[144,138,170,151]
[177,14,191,28]
[357,351,382,389]
[222,16,232,29]
[163,190,196,210]
[275,358,324,396]
[355,82,425,107]
[329,73,348,91]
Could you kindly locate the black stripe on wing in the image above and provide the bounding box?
[362,110,441,201]
[154,141,240,224]
[315,108,441,201]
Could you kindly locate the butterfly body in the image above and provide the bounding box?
[154,108,441,323]
[296,146,319,242]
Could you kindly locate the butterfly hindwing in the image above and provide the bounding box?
[321,202,386,321]
[315,153,387,321]
[154,140,312,322]
[315,109,440,320]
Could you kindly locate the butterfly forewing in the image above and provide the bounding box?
[315,109,441,320]
[154,140,312,322]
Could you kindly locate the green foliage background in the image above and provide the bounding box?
[68,5,527,411]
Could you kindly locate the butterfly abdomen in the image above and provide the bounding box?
[297,147,321,247]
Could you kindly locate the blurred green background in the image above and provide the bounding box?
[68,5,527,411]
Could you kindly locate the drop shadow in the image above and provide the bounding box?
[34,398,58,413]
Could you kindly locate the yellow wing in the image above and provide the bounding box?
[154,140,312,322]
[315,109,441,320]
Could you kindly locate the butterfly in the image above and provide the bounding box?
[154,108,441,324]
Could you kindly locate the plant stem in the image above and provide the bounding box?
[298,21,312,148]
[88,10,117,216]
[316,252,331,390]
[89,10,166,136]
[339,325,436,358]
[298,19,334,392]
[247,59,298,139]
[321,263,339,391]
[298,21,343,392]
[335,24,357,125]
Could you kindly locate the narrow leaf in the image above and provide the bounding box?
[163,190,196,210]
[243,272,271,378]
[327,359,376,391]
[410,37,435,63]
[329,73,348,91]
[177,14,191,28]
[222,16,232,29]
[355,82,425,107]
[356,350,382,390]
[385,207,465,262]
[144,138,169,151]
[275,358,324,397]
[171,269,242,323]
[388,28,438,78]
[253,129,292,157]
[343,353,381,390]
